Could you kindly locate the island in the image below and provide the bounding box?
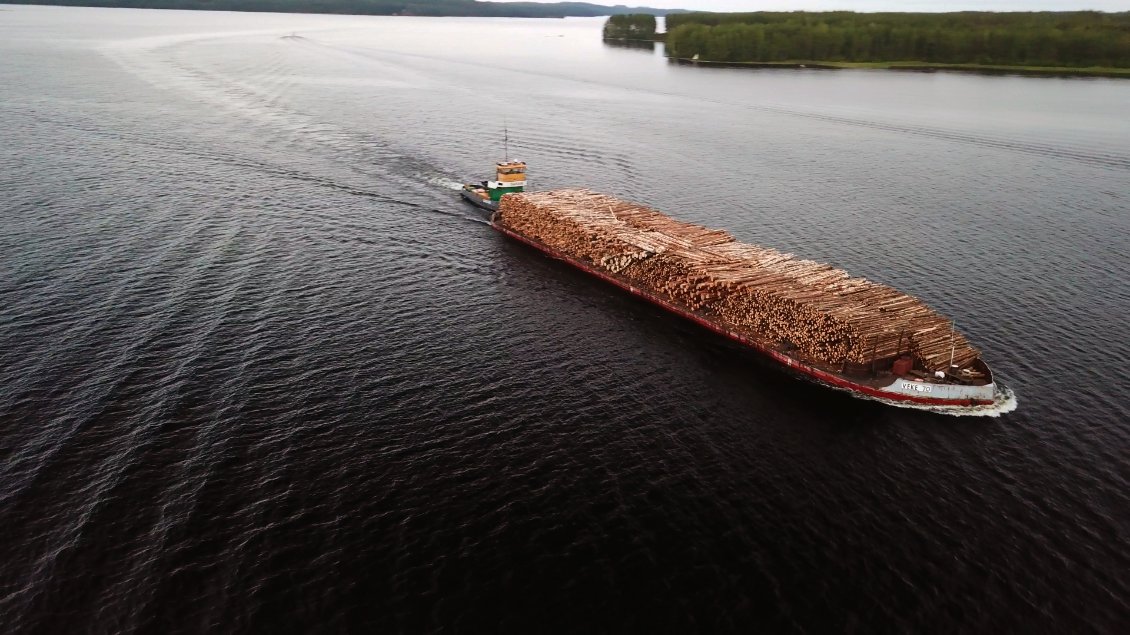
[656,11,1130,77]
[602,13,658,41]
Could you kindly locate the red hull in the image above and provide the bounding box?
[492,222,994,408]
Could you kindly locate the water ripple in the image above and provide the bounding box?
[1,8,1127,634]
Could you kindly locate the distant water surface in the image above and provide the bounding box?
[1,6,1128,632]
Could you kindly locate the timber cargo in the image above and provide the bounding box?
[490,189,999,409]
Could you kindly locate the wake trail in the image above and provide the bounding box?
[304,35,1130,173]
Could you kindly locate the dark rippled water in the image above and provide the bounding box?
[2,6,1129,632]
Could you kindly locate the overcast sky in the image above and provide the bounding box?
[538,1,1130,12]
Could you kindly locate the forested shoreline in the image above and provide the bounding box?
[602,13,656,40]
[8,0,673,18]
[665,11,1130,70]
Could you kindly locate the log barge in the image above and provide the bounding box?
[464,167,998,408]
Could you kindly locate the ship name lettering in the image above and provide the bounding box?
[900,382,932,393]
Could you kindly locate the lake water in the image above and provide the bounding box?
[1,5,1128,631]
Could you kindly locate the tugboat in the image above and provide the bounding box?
[461,127,526,212]
[461,159,527,212]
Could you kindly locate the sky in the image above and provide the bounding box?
[524,1,1130,12]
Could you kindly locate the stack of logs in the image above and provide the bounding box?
[497,189,983,374]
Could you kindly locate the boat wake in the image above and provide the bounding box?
[429,177,466,191]
[427,207,489,225]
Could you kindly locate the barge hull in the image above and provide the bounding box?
[492,221,995,408]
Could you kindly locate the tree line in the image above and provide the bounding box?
[665,11,1130,68]
[603,14,656,40]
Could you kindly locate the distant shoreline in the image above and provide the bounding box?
[605,35,664,42]
[603,33,666,43]
[662,11,1130,78]
[670,58,1130,79]
[2,0,675,19]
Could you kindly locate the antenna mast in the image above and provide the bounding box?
[503,121,509,162]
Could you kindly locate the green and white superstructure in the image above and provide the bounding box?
[462,160,527,211]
